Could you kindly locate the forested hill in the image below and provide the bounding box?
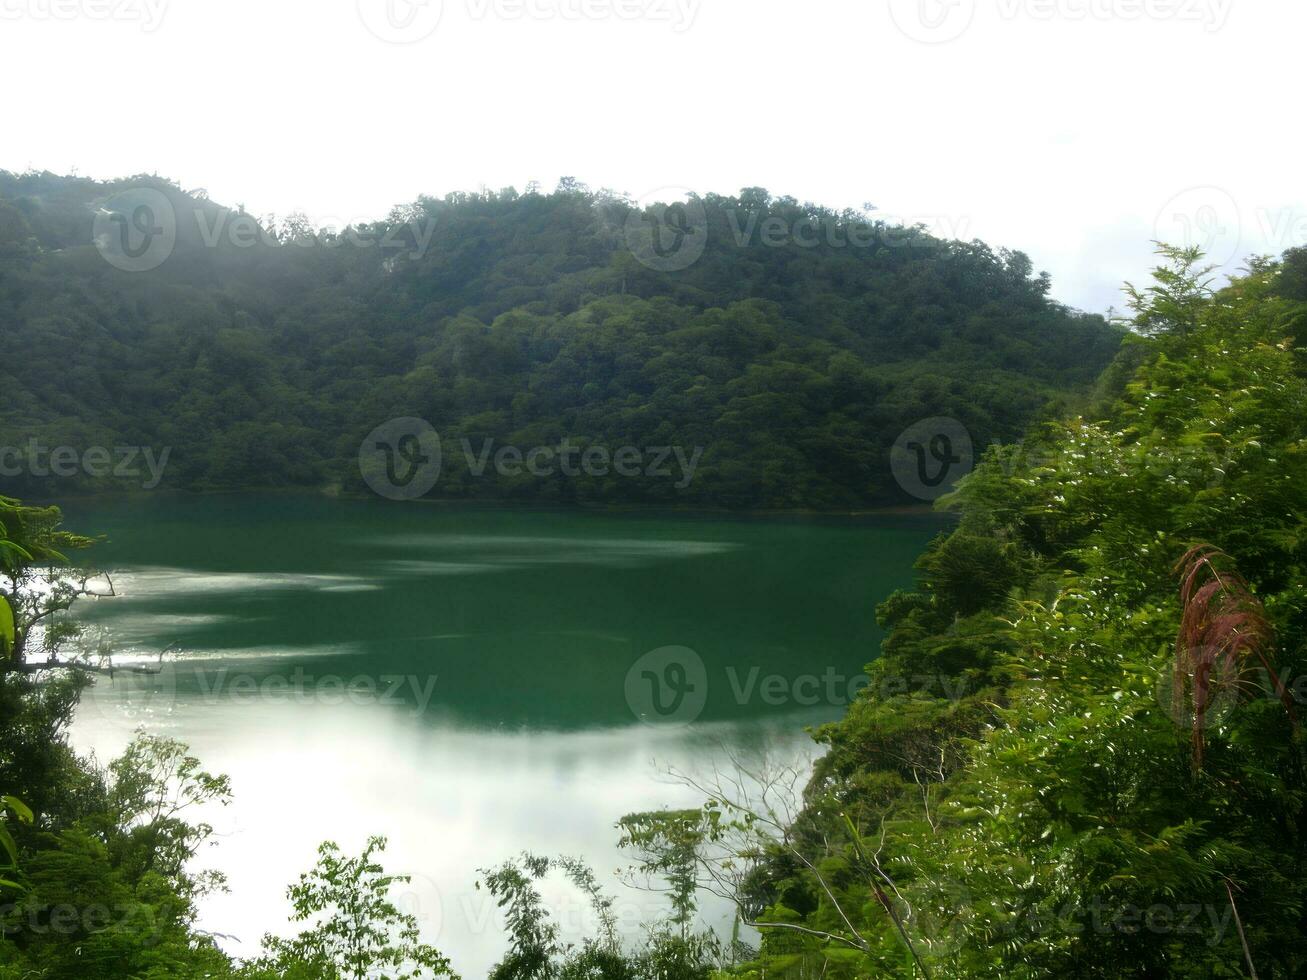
[0,171,1121,508]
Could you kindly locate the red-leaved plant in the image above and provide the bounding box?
[1173,545,1296,767]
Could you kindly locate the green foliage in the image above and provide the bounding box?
[1122,243,1217,337]
[913,531,1029,617]
[0,601,12,665]
[0,494,97,671]
[617,810,706,936]
[0,795,32,891]
[0,172,1120,508]
[479,849,720,980]
[720,247,1307,977]
[0,725,238,979]
[241,836,456,980]
[480,854,563,979]
[107,735,232,903]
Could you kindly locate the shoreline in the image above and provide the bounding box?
[43,484,952,523]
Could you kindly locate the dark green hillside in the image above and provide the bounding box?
[0,172,1121,508]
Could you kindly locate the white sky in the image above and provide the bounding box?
[2,0,1303,313]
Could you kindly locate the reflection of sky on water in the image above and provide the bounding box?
[58,498,937,973]
[71,696,818,977]
[357,533,742,566]
[89,533,743,602]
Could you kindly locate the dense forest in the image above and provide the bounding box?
[3,244,1306,977]
[0,171,1121,508]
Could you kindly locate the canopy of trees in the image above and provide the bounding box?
[0,172,1121,508]
[693,247,1307,976]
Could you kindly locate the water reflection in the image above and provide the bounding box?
[59,497,940,973]
[72,693,821,976]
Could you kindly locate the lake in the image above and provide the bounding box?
[62,494,942,975]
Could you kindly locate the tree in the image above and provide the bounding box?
[0,171,1121,510]
[643,748,930,978]
[477,852,644,980]
[242,836,457,980]
[713,248,1307,977]
[0,495,178,683]
[1121,242,1216,337]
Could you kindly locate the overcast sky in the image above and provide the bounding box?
[2,0,1303,313]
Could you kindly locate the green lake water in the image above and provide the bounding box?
[62,494,942,974]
